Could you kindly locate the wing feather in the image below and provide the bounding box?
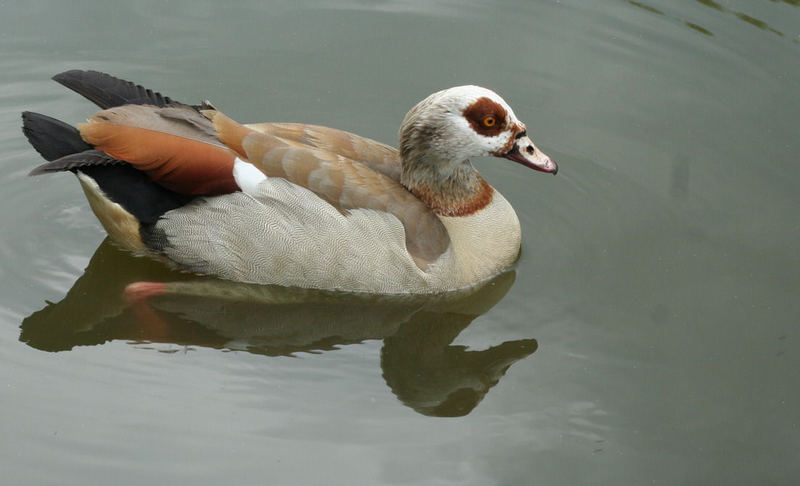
[245,122,401,182]
[79,105,238,195]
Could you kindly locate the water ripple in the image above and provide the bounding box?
[627,0,799,40]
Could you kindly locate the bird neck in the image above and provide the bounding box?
[401,153,494,217]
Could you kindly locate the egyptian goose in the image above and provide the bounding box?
[22,70,557,294]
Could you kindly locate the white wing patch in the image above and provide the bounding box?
[232,157,267,194]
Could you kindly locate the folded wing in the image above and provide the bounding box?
[212,112,450,269]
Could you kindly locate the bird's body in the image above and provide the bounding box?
[23,70,556,293]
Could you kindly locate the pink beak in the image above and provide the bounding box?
[502,132,558,174]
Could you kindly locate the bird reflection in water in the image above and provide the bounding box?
[20,239,537,417]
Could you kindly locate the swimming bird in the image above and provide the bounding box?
[22,70,557,293]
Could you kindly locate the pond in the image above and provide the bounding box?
[1,1,798,484]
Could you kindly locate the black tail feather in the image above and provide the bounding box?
[29,149,125,176]
[52,70,180,109]
[22,111,92,162]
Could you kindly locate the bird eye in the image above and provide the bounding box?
[482,116,496,128]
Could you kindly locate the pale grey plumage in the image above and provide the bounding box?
[151,177,430,292]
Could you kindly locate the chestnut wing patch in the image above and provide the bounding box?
[78,105,238,196]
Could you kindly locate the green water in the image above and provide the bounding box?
[2,1,799,484]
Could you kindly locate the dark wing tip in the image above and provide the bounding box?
[22,111,93,162]
[52,69,180,109]
[28,150,125,176]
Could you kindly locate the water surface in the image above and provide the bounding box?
[1,1,799,484]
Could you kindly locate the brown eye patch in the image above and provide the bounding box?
[463,97,507,136]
